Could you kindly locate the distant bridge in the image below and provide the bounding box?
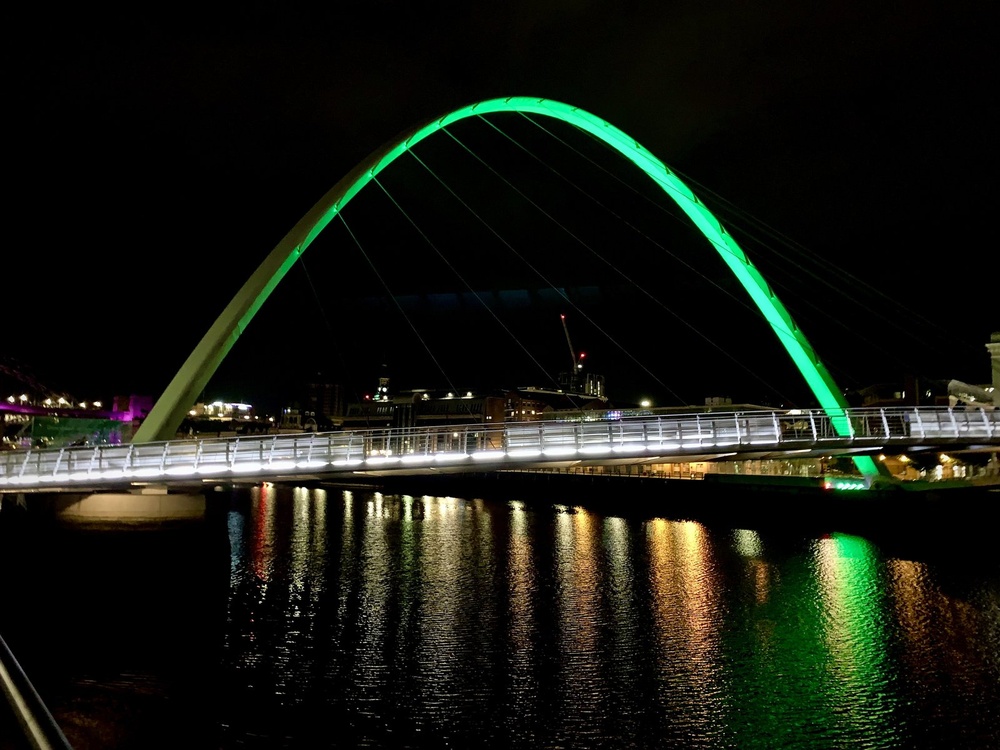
[129,97,912,481]
[2,406,997,495]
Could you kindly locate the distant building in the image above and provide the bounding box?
[988,331,1000,406]
[304,380,344,426]
[179,400,272,437]
[846,332,999,409]
[342,388,507,431]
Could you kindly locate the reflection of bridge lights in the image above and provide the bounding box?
[400,454,432,464]
[472,450,504,460]
[579,445,614,454]
[365,456,400,466]
[543,447,577,457]
[231,463,264,473]
[295,460,329,469]
[434,452,470,462]
[823,478,868,491]
[733,528,763,558]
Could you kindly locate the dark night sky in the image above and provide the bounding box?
[7,2,996,414]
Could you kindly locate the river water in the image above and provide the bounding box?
[1,482,998,749]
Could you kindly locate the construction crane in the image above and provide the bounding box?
[559,314,585,391]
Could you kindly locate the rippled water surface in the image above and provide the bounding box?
[2,485,999,749]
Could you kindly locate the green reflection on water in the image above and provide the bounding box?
[723,530,897,748]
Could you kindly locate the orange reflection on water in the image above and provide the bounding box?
[552,507,601,720]
[888,555,997,701]
[646,518,725,729]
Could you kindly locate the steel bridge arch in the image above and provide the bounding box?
[132,97,878,476]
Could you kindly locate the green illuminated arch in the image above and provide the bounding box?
[132,97,878,476]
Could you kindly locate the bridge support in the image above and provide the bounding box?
[42,487,208,525]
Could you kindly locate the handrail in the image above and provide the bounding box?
[0,631,73,749]
[2,406,997,491]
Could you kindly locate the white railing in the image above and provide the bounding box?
[1,406,996,490]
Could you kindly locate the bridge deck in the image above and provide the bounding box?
[1,406,997,494]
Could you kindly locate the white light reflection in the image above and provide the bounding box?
[507,449,542,458]
[413,494,468,716]
[472,450,504,460]
[553,505,601,729]
[578,445,614,455]
[295,460,329,469]
[353,490,393,697]
[231,464,264,474]
[733,529,763,559]
[400,454,433,464]
[365,456,400,467]
[543,447,577,457]
[507,497,537,718]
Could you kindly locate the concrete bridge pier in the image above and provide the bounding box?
[39,486,216,526]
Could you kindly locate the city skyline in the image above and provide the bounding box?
[8,4,995,415]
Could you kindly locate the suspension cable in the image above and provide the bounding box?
[467,115,810,404]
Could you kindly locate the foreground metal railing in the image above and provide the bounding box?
[1,406,996,491]
[0,631,73,749]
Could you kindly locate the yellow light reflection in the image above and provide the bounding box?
[553,507,601,724]
[507,498,536,716]
[647,518,726,731]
